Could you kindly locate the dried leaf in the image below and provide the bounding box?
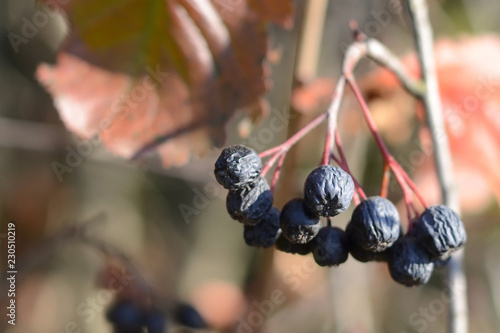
[36,0,293,167]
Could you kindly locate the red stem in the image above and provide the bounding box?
[333,130,367,201]
[347,76,428,223]
[270,153,286,194]
[346,76,391,163]
[389,158,429,208]
[330,152,366,201]
[260,112,328,178]
[380,162,390,198]
[259,146,282,159]
[322,130,332,165]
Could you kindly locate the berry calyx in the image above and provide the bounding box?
[304,165,355,217]
[214,145,262,190]
[280,198,321,244]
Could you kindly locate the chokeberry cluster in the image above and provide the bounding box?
[106,300,206,333]
[214,145,467,287]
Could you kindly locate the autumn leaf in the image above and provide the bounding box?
[36,0,294,167]
[359,35,500,212]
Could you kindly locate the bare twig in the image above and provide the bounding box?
[364,39,425,97]
[406,1,468,332]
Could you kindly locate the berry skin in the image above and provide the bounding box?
[388,237,435,287]
[348,196,401,252]
[275,233,313,255]
[174,303,207,329]
[412,205,466,260]
[244,207,280,248]
[312,226,349,267]
[346,222,390,262]
[304,165,355,217]
[280,198,321,244]
[226,177,273,225]
[214,145,262,190]
[143,310,167,333]
[106,300,143,333]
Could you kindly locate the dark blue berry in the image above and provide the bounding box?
[304,165,354,217]
[244,207,280,248]
[346,222,390,262]
[106,300,143,332]
[226,177,273,225]
[388,237,434,287]
[412,205,466,260]
[143,309,167,333]
[312,226,349,266]
[174,303,207,329]
[214,145,262,190]
[275,233,312,255]
[348,196,401,252]
[280,198,320,244]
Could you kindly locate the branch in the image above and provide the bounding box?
[406,1,468,332]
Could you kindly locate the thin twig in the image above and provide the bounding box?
[406,1,468,332]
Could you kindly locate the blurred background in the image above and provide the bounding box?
[1,0,500,332]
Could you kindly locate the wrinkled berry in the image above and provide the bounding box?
[312,226,349,266]
[214,145,262,190]
[275,233,313,255]
[244,207,280,248]
[388,237,434,287]
[304,165,354,217]
[174,303,207,329]
[346,222,390,262]
[280,198,321,244]
[226,177,273,225]
[348,196,401,252]
[412,205,466,260]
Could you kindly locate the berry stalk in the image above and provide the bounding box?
[346,76,428,220]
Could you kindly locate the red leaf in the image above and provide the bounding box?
[36,0,293,167]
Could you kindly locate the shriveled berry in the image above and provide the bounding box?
[143,309,167,333]
[275,233,312,255]
[312,226,349,266]
[226,177,273,225]
[346,222,390,262]
[174,303,207,329]
[214,145,262,190]
[412,205,466,260]
[107,300,143,332]
[304,165,354,217]
[388,237,434,287]
[244,207,280,248]
[280,198,321,244]
[348,196,401,252]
